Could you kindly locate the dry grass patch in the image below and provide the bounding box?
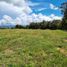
[64,39,67,42]
[57,47,67,56]
[3,49,14,56]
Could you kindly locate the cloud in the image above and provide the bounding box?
[50,3,59,10]
[0,0,32,17]
[0,15,14,27]
[38,8,47,12]
[0,0,12,3]
[0,0,62,27]
[0,2,23,16]
[49,14,62,20]
[0,0,25,6]
[0,0,33,26]
[0,14,62,27]
[27,1,40,7]
[30,13,62,22]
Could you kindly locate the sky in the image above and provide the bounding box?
[0,0,67,26]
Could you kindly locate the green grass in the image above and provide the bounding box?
[0,29,67,67]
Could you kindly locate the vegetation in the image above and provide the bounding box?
[60,2,67,30]
[27,20,62,30]
[0,29,67,67]
[14,20,62,30]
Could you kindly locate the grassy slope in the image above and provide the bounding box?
[0,29,67,67]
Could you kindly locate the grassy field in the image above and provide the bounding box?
[0,29,67,67]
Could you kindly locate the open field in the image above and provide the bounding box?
[0,29,67,67]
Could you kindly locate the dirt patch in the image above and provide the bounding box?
[57,47,67,56]
[64,39,67,42]
[63,38,67,42]
[3,49,14,56]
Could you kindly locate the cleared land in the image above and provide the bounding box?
[0,29,67,67]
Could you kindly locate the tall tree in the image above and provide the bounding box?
[60,2,67,30]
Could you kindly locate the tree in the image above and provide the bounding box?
[29,22,39,29]
[60,2,67,30]
[51,20,62,29]
[39,20,48,29]
[15,24,25,29]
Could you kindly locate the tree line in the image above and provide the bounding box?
[15,20,62,30]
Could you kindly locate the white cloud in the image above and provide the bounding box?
[38,8,47,11]
[49,14,62,20]
[0,0,62,27]
[0,1,23,15]
[0,0,32,14]
[0,13,62,27]
[0,0,40,7]
[27,1,40,7]
[0,0,26,6]
[50,3,59,10]
[0,15,14,27]
[30,13,62,22]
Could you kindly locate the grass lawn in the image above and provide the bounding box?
[0,29,67,67]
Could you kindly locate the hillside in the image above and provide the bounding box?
[0,29,67,67]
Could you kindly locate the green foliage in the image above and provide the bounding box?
[28,20,62,30]
[60,2,67,30]
[0,29,67,67]
[15,24,25,29]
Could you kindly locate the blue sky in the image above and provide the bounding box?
[0,0,67,26]
[30,0,67,16]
